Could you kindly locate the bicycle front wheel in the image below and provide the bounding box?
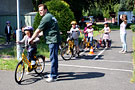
[15,61,25,84]
[61,46,72,60]
[34,55,45,74]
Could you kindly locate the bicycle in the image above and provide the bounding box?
[14,46,45,84]
[60,34,78,60]
[80,35,98,50]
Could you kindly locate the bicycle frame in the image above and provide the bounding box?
[21,53,33,69]
[68,40,74,49]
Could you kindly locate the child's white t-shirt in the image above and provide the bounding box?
[86,28,94,37]
[120,22,126,34]
[104,27,110,33]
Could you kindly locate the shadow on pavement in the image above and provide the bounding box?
[18,71,105,85]
[57,72,105,81]
[18,73,44,85]
[111,46,122,48]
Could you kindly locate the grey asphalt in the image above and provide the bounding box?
[0,30,135,90]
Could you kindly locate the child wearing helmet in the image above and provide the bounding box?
[17,26,40,66]
[86,23,94,47]
[70,21,80,56]
[100,22,111,48]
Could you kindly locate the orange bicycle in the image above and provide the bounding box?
[14,46,45,84]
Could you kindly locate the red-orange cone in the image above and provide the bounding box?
[89,46,95,55]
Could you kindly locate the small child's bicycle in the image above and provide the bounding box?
[14,46,45,84]
[60,34,78,60]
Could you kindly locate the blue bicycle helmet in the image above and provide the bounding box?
[6,21,10,24]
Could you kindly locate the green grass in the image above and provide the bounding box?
[0,37,50,70]
[131,36,135,83]
[0,46,16,56]
[37,42,50,58]
[0,59,18,71]
[0,37,6,44]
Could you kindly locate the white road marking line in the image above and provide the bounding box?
[93,48,106,60]
[46,63,133,72]
[91,60,132,64]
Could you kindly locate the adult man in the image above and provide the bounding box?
[5,21,12,44]
[29,4,61,82]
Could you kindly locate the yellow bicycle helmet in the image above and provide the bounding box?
[71,21,77,25]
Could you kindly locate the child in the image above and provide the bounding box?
[119,14,127,53]
[83,23,88,41]
[17,26,40,65]
[100,22,111,48]
[86,23,94,47]
[70,21,80,56]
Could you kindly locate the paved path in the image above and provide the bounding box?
[0,30,135,90]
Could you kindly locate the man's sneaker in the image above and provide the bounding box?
[45,74,59,78]
[46,77,57,83]
[31,60,36,65]
[45,74,51,78]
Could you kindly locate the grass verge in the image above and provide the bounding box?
[130,36,135,83]
[0,58,18,71]
[0,37,50,70]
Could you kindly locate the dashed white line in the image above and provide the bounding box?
[92,60,132,64]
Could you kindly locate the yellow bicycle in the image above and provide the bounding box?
[14,46,45,84]
[60,34,78,60]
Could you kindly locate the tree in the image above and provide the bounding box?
[64,0,93,22]
[119,0,134,11]
[32,0,50,11]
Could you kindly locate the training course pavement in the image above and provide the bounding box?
[0,30,135,90]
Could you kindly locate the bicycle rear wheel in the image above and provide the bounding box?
[34,55,45,74]
[80,40,86,50]
[15,61,25,84]
[93,40,98,49]
[61,46,72,60]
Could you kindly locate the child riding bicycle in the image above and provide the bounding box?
[100,22,111,48]
[86,23,94,48]
[69,21,80,57]
[16,26,40,66]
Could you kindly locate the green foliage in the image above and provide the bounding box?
[119,0,134,11]
[33,13,42,30]
[103,9,110,18]
[46,0,75,40]
[92,25,99,31]
[133,8,135,16]
[113,4,120,17]
[130,25,135,32]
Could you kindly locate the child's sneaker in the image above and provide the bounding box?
[31,60,36,65]
[26,71,30,75]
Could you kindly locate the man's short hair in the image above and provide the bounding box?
[38,4,47,9]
